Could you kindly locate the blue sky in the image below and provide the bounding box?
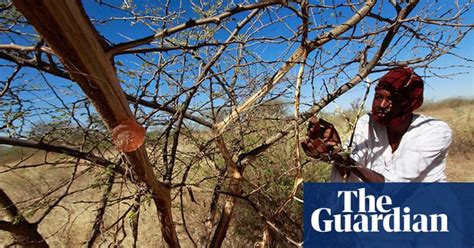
[425,34,473,101]
[0,0,472,130]
[83,1,473,104]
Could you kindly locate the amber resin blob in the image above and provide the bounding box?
[112,118,145,152]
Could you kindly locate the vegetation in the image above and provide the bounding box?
[0,0,472,247]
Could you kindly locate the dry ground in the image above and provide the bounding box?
[417,99,473,181]
[0,98,472,247]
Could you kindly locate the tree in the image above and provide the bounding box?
[0,0,472,247]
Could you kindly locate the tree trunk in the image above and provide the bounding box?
[11,1,179,246]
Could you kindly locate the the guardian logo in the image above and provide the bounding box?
[311,188,448,233]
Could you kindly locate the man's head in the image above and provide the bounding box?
[371,67,424,126]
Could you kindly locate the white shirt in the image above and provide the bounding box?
[331,114,452,182]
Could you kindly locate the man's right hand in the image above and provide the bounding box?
[300,117,342,160]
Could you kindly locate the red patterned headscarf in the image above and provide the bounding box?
[372,67,424,126]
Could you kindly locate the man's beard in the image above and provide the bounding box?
[371,107,404,126]
[372,109,391,125]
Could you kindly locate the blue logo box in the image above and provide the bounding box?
[303,183,474,248]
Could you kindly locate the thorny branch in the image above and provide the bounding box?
[0,0,471,246]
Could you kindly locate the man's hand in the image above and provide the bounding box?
[300,117,342,160]
[300,117,385,182]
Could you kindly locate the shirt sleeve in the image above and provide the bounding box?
[393,120,452,182]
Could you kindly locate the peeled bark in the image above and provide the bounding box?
[11,1,179,246]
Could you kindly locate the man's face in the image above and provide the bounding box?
[371,88,402,125]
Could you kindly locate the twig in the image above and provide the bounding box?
[0,66,21,97]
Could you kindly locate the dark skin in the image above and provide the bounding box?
[301,88,413,182]
[372,88,413,152]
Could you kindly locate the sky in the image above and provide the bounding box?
[84,0,474,108]
[300,1,474,111]
[424,34,474,101]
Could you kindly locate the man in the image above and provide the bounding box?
[301,67,452,182]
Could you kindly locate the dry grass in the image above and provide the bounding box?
[0,98,472,246]
[417,98,474,182]
[0,151,209,247]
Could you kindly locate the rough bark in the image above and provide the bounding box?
[11,1,179,246]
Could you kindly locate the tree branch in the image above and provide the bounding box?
[84,168,116,247]
[0,50,213,128]
[107,0,287,55]
[214,0,377,136]
[0,189,49,248]
[238,0,420,166]
[0,136,121,168]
